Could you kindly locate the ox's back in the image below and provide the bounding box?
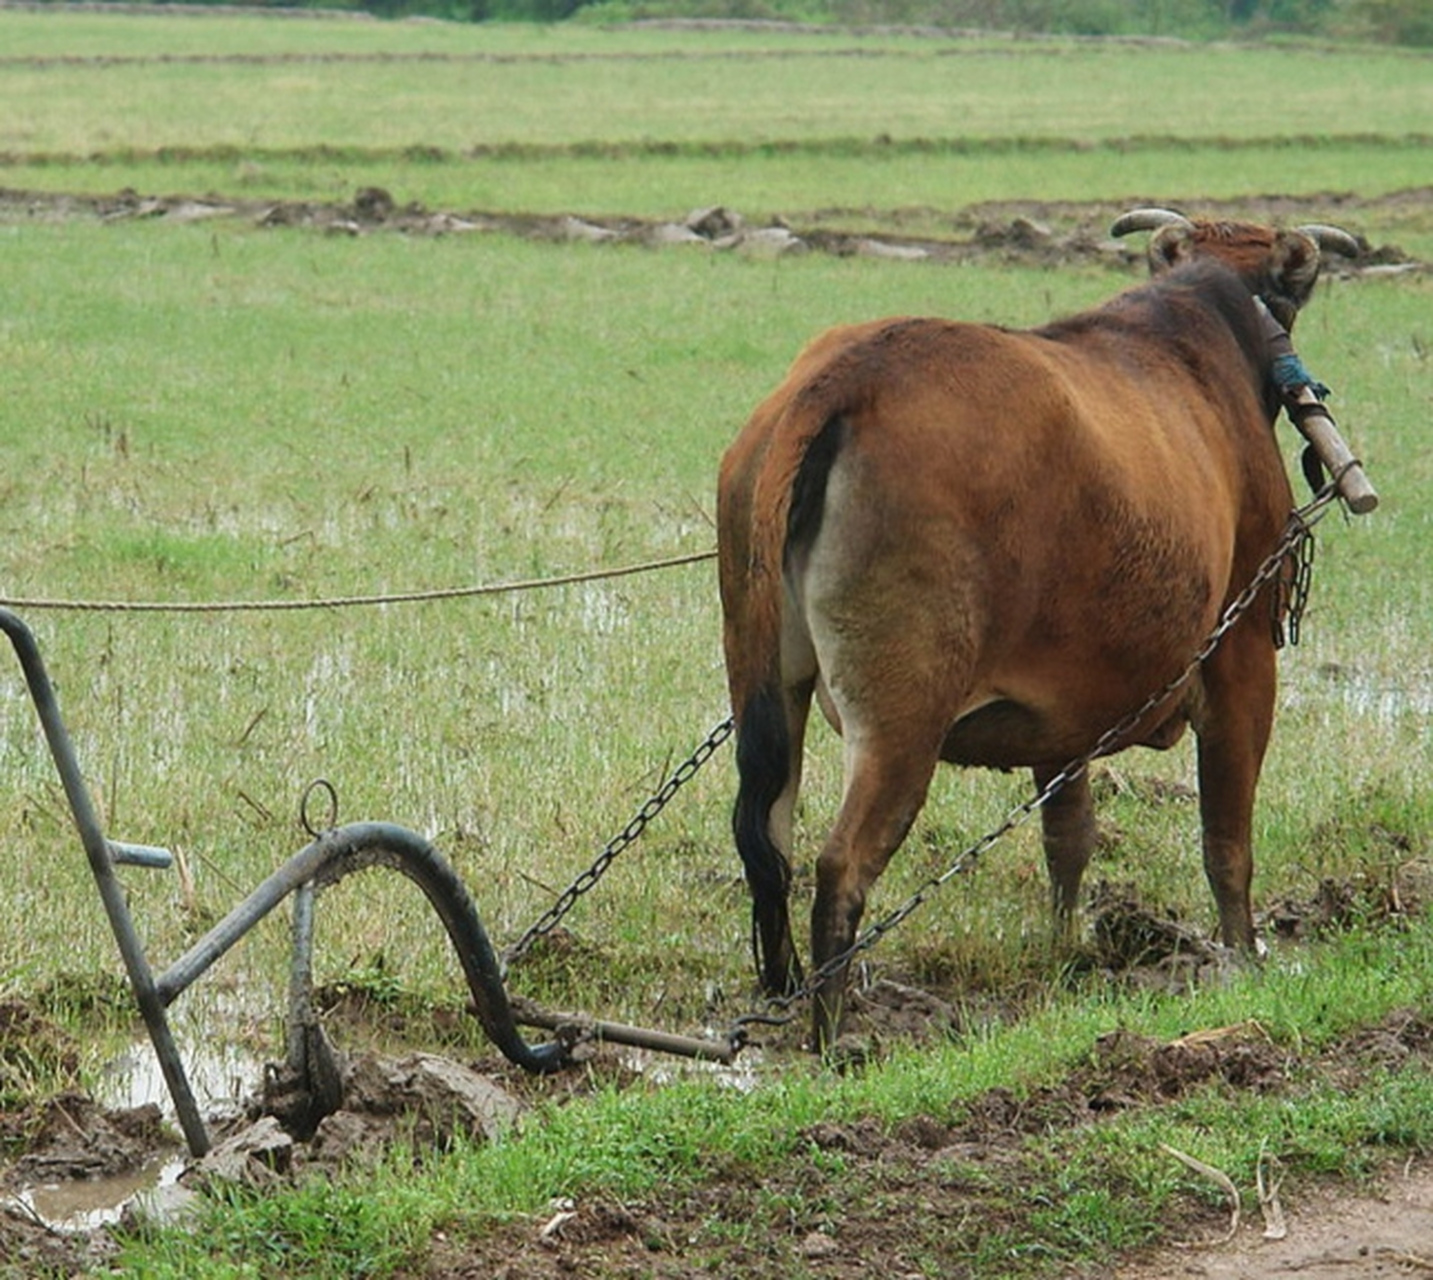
[721,262,1290,761]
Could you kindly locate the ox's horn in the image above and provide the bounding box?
[1110,207,1194,238]
[1295,224,1361,258]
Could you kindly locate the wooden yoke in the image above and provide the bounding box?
[1284,388,1379,515]
[1256,297,1379,516]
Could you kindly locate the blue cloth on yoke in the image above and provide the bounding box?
[1271,352,1331,401]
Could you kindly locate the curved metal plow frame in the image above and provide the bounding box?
[0,607,580,1157]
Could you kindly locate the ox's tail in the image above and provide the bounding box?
[722,405,848,996]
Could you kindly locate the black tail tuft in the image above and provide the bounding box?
[732,686,802,994]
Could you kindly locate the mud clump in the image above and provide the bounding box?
[1084,1025,1288,1107]
[1090,880,1216,967]
[199,1049,526,1188]
[1323,1006,1433,1091]
[8,1096,170,1186]
[1,1200,111,1276]
[952,1023,1287,1144]
[846,978,962,1043]
[1,1093,173,1278]
[1084,879,1241,997]
[1264,858,1430,940]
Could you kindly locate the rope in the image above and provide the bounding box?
[0,549,717,615]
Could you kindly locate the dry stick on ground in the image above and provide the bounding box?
[1375,1250,1433,1272]
[1162,1143,1241,1247]
[1257,1142,1287,1241]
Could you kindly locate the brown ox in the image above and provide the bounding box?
[717,210,1357,1050]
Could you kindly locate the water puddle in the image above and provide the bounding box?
[1283,663,1433,722]
[5,1016,772,1236]
[620,1039,765,1092]
[10,1152,188,1234]
[96,1034,264,1118]
[4,1031,270,1234]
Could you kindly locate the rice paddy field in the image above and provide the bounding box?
[1,8,1431,1277]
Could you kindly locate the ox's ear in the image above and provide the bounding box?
[1267,229,1322,314]
[1148,222,1197,274]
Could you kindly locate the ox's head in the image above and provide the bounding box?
[1111,207,1359,330]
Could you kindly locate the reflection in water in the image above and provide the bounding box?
[97,1035,262,1118]
[620,1041,764,1092]
[14,1152,188,1234]
[6,1032,269,1233]
[1283,664,1433,722]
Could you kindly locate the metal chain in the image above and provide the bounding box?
[1273,515,1318,648]
[503,715,735,968]
[732,485,1340,1036]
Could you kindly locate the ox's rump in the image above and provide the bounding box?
[781,317,1262,770]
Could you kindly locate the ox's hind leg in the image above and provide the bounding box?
[809,735,941,1051]
[733,681,812,995]
[1194,624,1277,953]
[1033,764,1097,942]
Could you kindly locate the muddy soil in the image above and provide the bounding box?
[417,1155,1433,1280]
[1112,1166,1433,1280]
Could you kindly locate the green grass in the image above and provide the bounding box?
[2,190,1429,1067]
[109,924,1433,1276]
[4,11,1432,256]
[3,17,1431,157]
[10,47,1424,157]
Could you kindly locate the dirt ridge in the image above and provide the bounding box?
[1,184,1428,274]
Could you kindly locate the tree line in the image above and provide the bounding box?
[41,0,1433,43]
